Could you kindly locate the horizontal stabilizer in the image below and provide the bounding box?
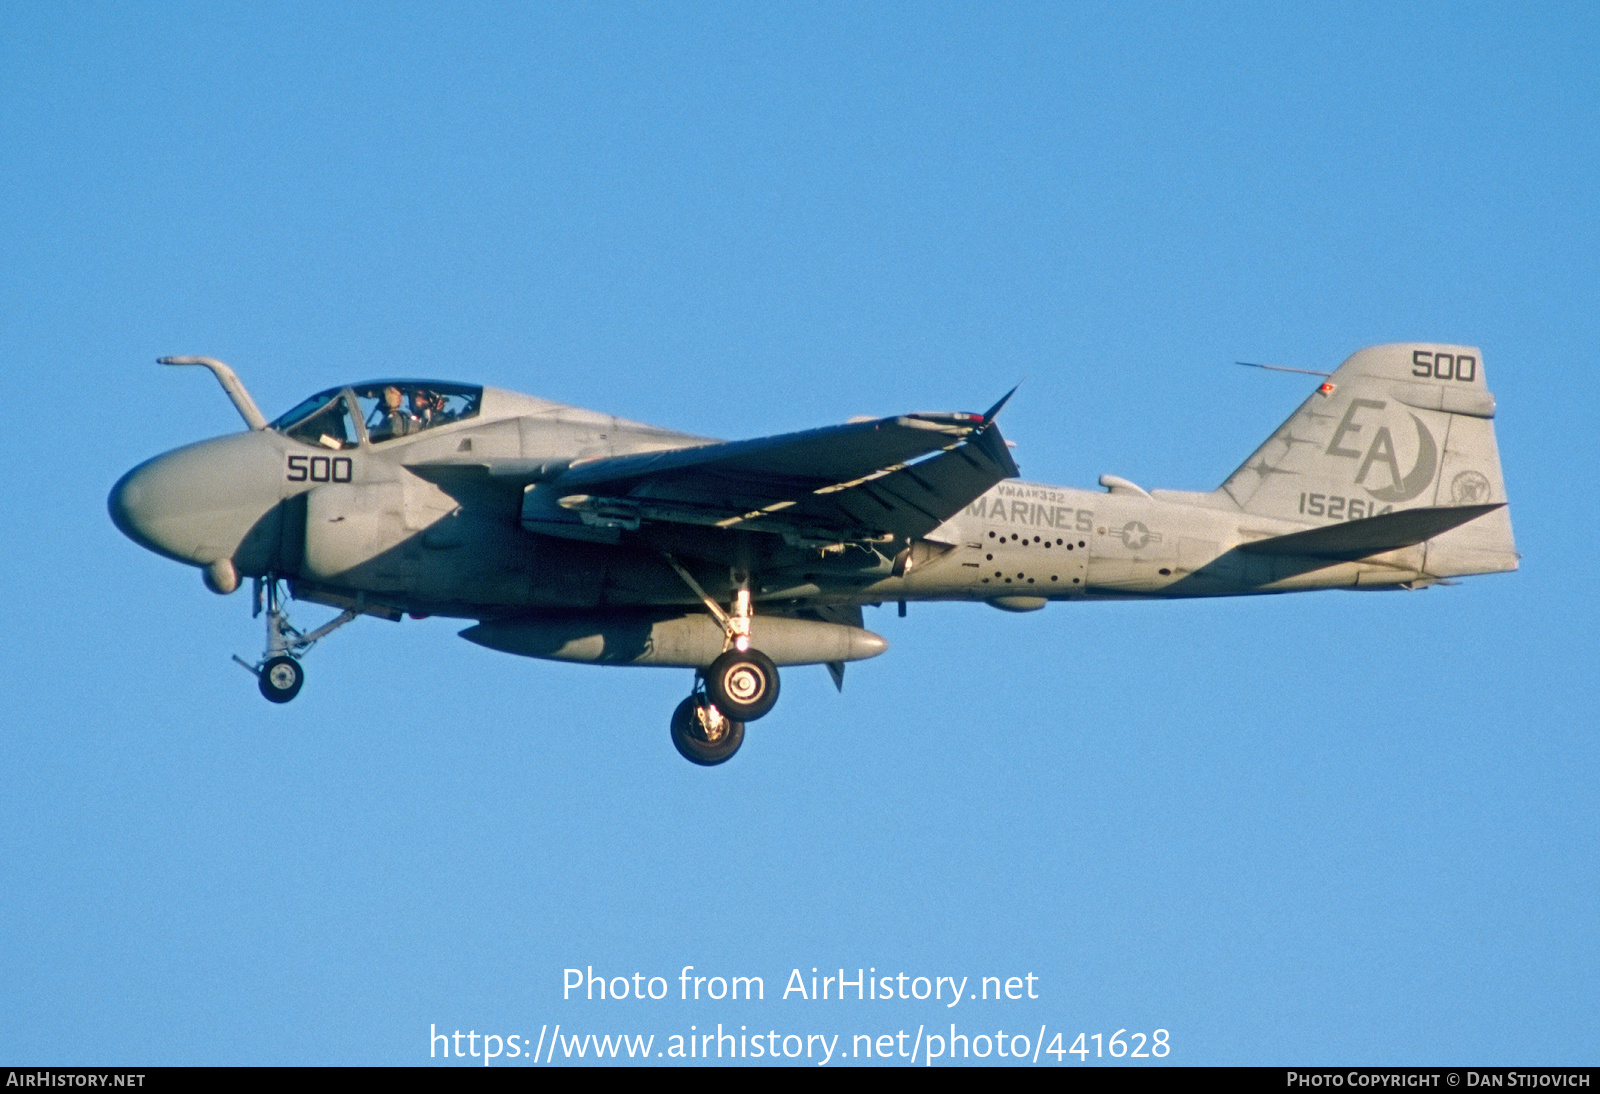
[1238,504,1504,561]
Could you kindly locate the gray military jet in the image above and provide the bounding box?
[110,343,1516,765]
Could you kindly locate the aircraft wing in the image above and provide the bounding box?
[545,407,1019,544]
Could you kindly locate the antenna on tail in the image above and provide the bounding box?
[1234,361,1332,378]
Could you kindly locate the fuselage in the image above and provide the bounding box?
[109,381,1504,624]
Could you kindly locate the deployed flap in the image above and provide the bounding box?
[1237,503,1503,560]
[548,411,1019,543]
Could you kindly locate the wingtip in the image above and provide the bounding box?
[982,383,1021,424]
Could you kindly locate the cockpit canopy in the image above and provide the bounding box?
[269,382,483,449]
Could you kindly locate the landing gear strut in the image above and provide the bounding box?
[233,577,358,704]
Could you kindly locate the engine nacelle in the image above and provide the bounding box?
[460,612,888,668]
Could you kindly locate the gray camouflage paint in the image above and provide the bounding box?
[110,343,1517,663]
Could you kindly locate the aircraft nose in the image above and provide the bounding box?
[108,463,154,550]
[109,433,284,566]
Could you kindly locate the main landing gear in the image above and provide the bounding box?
[704,647,780,721]
[670,688,745,766]
[232,577,358,704]
[661,554,783,765]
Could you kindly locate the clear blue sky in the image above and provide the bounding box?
[2,1,1595,1066]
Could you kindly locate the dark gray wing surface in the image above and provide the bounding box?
[551,411,1018,543]
[1237,503,1504,561]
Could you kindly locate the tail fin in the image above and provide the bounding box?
[1219,343,1517,577]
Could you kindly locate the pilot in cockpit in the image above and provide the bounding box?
[368,385,415,441]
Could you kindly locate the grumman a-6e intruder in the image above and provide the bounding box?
[110,344,1516,765]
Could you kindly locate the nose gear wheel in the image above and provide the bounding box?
[258,655,304,703]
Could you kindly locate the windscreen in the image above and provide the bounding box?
[269,388,356,450]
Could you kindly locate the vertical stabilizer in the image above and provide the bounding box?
[1219,344,1516,577]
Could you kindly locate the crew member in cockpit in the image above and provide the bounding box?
[411,388,443,428]
[369,385,415,441]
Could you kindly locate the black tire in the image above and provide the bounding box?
[258,655,304,703]
[703,648,780,721]
[670,696,745,766]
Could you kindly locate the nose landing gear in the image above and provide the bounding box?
[232,577,358,704]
